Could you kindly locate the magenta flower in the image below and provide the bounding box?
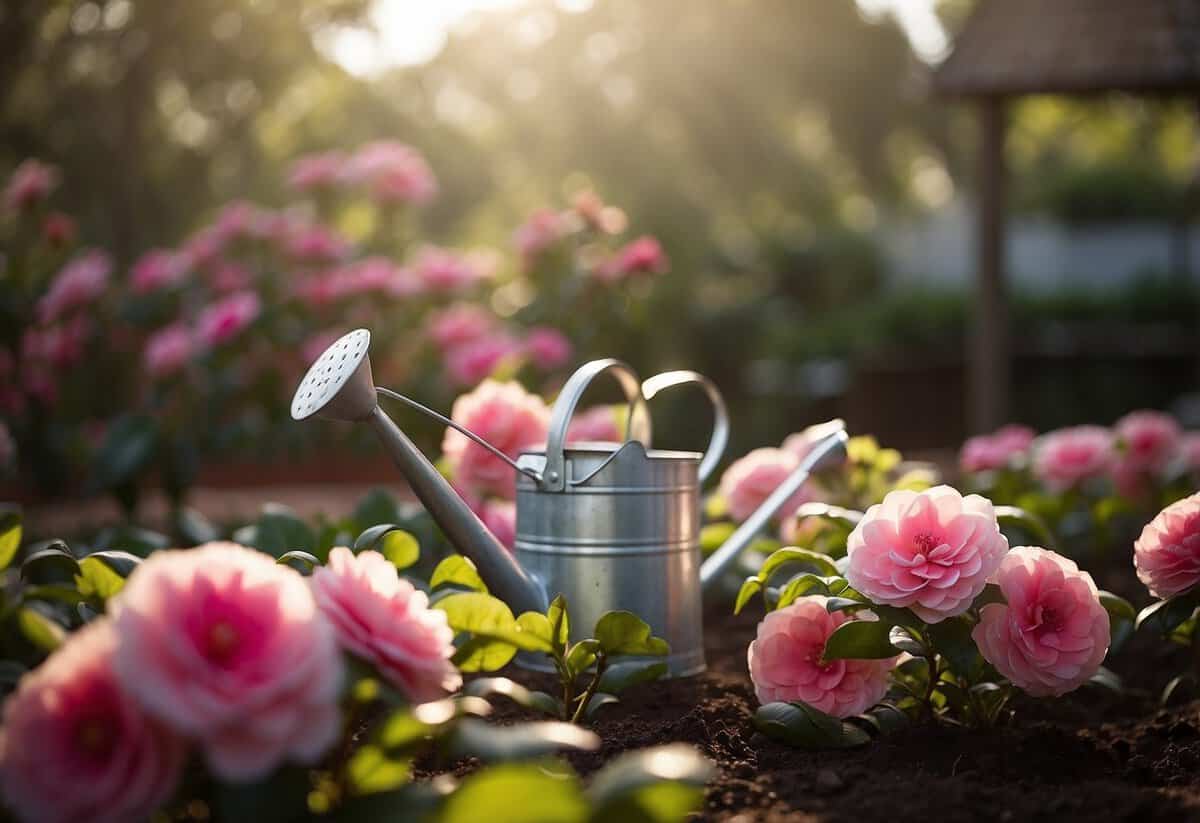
[0,621,186,823]
[514,208,565,264]
[312,548,461,701]
[718,447,810,523]
[3,159,59,212]
[280,220,352,263]
[1111,410,1181,497]
[524,327,573,371]
[36,249,112,324]
[973,547,1109,697]
[111,543,344,781]
[144,324,194,379]
[427,303,497,351]
[747,596,896,717]
[1032,426,1114,492]
[206,260,254,293]
[442,379,550,500]
[845,486,1008,623]
[567,405,625,444]
[287,151,348,191]
[597,236,668,283]
[131,249,188,294]
[345,141,437,204]
[959,424,1035,473]
[1134,493,1200,600]
[444,333,523,388]
[195,291,260,348]
[413,245,488,293]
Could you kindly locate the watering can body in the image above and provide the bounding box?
[291,329,847,677]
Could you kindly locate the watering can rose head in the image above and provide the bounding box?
[845,485,1009,623]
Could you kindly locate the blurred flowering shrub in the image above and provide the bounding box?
[0,150,670,509]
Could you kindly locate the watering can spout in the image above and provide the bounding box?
[290,329,547,616]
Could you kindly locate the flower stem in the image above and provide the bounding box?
[570,655,608,724]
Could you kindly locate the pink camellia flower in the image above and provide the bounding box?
[571,190,628,235]
[1133,493,1200,600]
[3,159,59,212]
[973,546,1109,697]
[442,380,550,500]
[131,249,188,294]
[747,596,896,717]
[426,303,497,351]
[345,141,437,204]
[312,547,461,701]
[143,324,194,378]
[597,236,668,283]
[959,424,1035,473]
[479,499,517,550]
[41,211,76,248]
[287,151,347,191]
[182,227,224,268]
[0,620,186,823]
[845,485,1008,623]
[1114,410,1181,475]
[524,327,572,371]
[718,447,810,523]
[444,333,523,388]
[1032,426,1114,492]
[413,245,488,293]
[195,291,260,348]
[207,260,254,293]
[280,221,352,263]
[514,208,565,264]
[567,405,625,444]
[111,543,344,782]
[36,249,112,324]
[780,431,814,461]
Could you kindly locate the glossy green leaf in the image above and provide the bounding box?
[21,544,80,583]
[594,611,670,657]
[790,502,864,528]
[464,677,562,716]
[353,488,404,531]
[700,522,737,556]
[438,762,588,823]
[583,693,620,718]
[446,717,600,763]
[452,635,519,672]
[0,511,21,570]
[1088,665,1122,693]
[437,593,555,653]
[822,619,899,661]
[377,697,491,752]
[548,594,570,650]
[925,616,979,677]
[18,607,65,652]
[994,505,1058,551]
[254,504,317,555]
[734,576,762,615]
[347,745,413,795]
[214,765,311,823]
[354,525,420,570]
[1137,593,1200,634]
[565,639,601,676]
[276,550,320,575]
[90,413,159,491]
[92,525,169,558]
[516,611,555,646]
[597,661,668,694]
[775,574,843,611]
[585,744,713,821]
[174,506,220,545]
[430,555,488,593]
[760,546,838,579]
[753,701,871,749]
[74,556,127,601]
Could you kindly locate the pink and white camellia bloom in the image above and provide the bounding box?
[513,208,565,265]
[444,333,523,388]
[972,547,1110,697]
[1133,493,1200,600]
[312,548,462,701]
[143,323,194,379]
[1032,425,1114,492]
[718,447,810,524]
[1114,410,1180,474]
[442,380,550,500]
[111,543,344,782]
[845,485,1009,623]
[345,141,438,204]
[195,291,261,348]
[426,303,497,351]
[0,620,186,823]
[959,424,1035,473]
[747,596,896,717]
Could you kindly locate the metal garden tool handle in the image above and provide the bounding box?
[699,419,849,590]
[541,359,652,492]
[641,370,729,484]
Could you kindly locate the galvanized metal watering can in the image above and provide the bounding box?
[291,329,847,675]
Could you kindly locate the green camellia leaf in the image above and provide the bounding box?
[464,677,563,717]
[438,762,589,823]
[352,488,405,532]
[994,505,1058,551]
[734,576,762,615]
[89,413,159,491]
[174,506,220,546]
[775,574,844,611]
[583,693,620,718]
[276,550,321,575]
[516,612,555,646]
[594,611,670,657]
[759,547,839,580]
[84,550,141,577]
[0,511,21,570]
[700,522,737,556]
[547,594,570,650]
[925,616,980,677]
[824,596,870,615]
[214,765,311,823]
[585,744,713,822]
[74,556,128,601]
[753,701,871,749]
[821,619,900,661]
[790,502,864,528]
[92,524,170,558]
[446,717,600,763]
[437,593,554,672]
[377,697,491,752]
[565,639,601,676]
[21,543,80,583]
[1136,593,1200,634]
[1088,665,1123,693]
[452,636,519,672]
[597,661,669,694]
[18,607,66,652]
[430,555,488,593]
[347,745,413,795]
[354,525,420,570]
[1099,589,1137,650]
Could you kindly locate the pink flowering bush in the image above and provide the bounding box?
[747,597,896,716]
[973,547,1110,697]
[312,547,461,700]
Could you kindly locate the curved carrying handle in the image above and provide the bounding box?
[640,370,729,484]
[542,359,651,492]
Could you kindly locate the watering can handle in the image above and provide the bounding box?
[542,359,651,492]
[640,371,729,485]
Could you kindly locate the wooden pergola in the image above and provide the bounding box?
[932,0,1200,433]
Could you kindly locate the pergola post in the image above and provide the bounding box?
[970,95,1009,434]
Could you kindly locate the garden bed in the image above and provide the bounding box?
[469,605,1200,822]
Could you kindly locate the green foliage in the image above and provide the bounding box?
[754,701,870,749]
[354,525,420,570]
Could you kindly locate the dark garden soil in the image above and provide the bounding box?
[449,603,1200,822]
